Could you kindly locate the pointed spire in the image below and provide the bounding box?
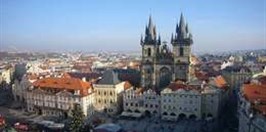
[148,15,153,34]
[148,14,153,27]
[178,13,187,39]
[175,22,179,34]
[145,25,148,36]
[158,34,161,45]
[185,23,189,34]
[140,34,143,45]
[153,26,157,39]
[171,33,174,43]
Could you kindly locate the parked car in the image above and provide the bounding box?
[0,115,6,127]
[14,122,29,131]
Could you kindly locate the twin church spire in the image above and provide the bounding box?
[141,13,193,46]
[140,13,193,89]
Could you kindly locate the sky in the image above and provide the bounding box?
[0,0,265,53]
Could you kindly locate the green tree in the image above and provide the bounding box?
[69,104,85,132]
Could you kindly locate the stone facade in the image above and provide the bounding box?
[140,14,193,91]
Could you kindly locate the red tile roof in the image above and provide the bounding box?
[243,84,266,103]
[33,77,92,96]
[168,82,194,91]
[214,75,227,89]
[243,83,266,114]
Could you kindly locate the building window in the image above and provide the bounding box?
[180,47,184,56]
[126,103,128,106]
[147,48,151,56]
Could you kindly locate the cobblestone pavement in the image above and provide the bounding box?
[90,113,217,132]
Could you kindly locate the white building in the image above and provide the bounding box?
[160,81,221,121]
[122,78,226,121]
[26,77,94,117]
[26,61,50,75]
[0,65,14,85]
[123,88,160,117]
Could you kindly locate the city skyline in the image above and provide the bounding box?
[0,0,265,53]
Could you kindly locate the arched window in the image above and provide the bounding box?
[180,47,184,56]
[147,48,151,56]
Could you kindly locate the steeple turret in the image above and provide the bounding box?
[177,13,187,39]
[172,13,193,46]
[144,15,157,44]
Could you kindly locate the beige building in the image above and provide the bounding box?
[93,81,132,115]
[93,70,132,115]
[26,77,94,117]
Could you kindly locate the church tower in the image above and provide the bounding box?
[140,15,160,89]
[171,13,193,82]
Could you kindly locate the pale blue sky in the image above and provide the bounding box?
[0,0,265,52]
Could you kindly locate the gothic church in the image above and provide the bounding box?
[140,13,193,91]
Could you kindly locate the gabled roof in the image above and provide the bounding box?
[32,77,92,96]
[98,70,121,85]
[97,69,140,86]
